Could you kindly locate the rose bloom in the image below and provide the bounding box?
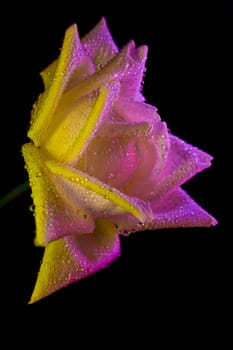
[22,18,217,303]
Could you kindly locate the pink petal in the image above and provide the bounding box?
[42,188,95,244]
[66,218,120,266]
[97,121,151,137]
[151,135,213,201]
[112,188,217,234]
[63,56,95,92]
[29,219,120,303]
[119,45,148,102]
[79,123,140,188]
[80,119,169,200]
[114,97,161,123]
[82,17,118,68]
[150,188,217,228]
[121,121,170,199]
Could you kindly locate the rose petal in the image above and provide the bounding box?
[43,197,95,244]
[28,24,82,146]
[119,45,148,102]
[44,87,109,162]
[121,121,170,199]
[97,121,151,137]
[63,58,95,92]
[150,188,218,228]
[22,143,95,246]
[114,97,161,123]
[112,187,217,234]
[40,38,95,93]
[22,143,47,246]
[81,120,169,200]
[62,86,112,164]
[80,122,142,188]
[40,60,59,90]
[57,40,138,104]
[29,219,120,303]
[45,159,149,223]
[82,17,118,67]
[150,135,213,201]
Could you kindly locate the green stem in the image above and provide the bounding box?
[0,181,29,208]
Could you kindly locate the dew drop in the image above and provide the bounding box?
[35,172,42,177]
[29,204,34,212]
[108,172,115,179]
[97,63,104,70]
[121,229,130,236]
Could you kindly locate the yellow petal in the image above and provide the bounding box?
[40,59,58,90]
[29,236,82,303]
[29,219,120,303]
[43,86,109,163]
[22,143,47,246]
[62,86,109,163]
[28,24,81,146]
[43,94,96,161]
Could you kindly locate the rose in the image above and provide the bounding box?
[22,18,217,303]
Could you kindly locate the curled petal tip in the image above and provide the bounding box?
[210,217,218,226]
[133,45,148,61]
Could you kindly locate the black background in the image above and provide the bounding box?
[1,0,231,342]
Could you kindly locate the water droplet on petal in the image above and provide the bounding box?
[108,172,115,179]
[29,204,34,212]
